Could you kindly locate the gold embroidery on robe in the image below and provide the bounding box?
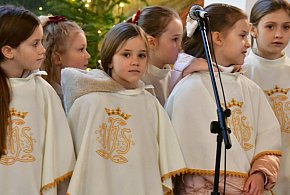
[226,98,254,151]
[0,108,35,165]
[264,85,290,133]
[96,107,134,164]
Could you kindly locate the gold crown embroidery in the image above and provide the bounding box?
[227,98,243,108]
[105,107,131,120]
[10,108,28,119]
[265,85,290,96]
[96,107,134,164]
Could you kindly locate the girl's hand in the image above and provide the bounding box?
[182,58,242,77]
[243,172,265,195]
[182,58,215,77]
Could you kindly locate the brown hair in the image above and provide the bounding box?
[40,16,83,85]
[0,5,39,157]
[182,3,247,58]
[128,5,181,38]
[100,23,148,75]
[250,0,290,46]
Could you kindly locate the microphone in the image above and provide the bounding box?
[189,5,208,20]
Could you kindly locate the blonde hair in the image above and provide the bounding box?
[40,15,83,85]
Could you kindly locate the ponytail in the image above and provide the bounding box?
[0,67,11,157]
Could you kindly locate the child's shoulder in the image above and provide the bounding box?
[172,72,204,93]
[32,71,58,92]
[239,74,261,88]
[143,88,163,104]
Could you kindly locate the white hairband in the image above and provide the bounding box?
[186,14,198,38]
[38,15,50,26]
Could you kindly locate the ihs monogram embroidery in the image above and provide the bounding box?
[264,85,290,133]
[226,98,254,151]
[0,108,36,165]
[96,107,134,164]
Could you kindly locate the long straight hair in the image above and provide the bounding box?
[0,5,39,157]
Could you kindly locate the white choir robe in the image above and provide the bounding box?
[61,68,186,195]
[245,50,290,194]
[165,71,281,193]
[0,71,75,195]
[142,64,172,106]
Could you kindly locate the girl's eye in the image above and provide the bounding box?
[266,25,274,30]
[122,53,130,57]
[138,53,147,58]
[240,34,248,38]
[173,37,179,42]
[283,25,290,30]
[32,41,39,47]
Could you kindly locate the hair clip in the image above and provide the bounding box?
[186,14,198,37]
[132,9,141,24]
[48,15,67,24]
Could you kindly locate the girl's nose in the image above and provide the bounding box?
[131,57,139,66]
[177,39,182,52]
[40,43,46,54]
[245,37,250,48]
[85,50,91,59]
[275,28,283,38]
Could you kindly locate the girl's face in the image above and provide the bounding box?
[58,32,90,70]
[110,36,148,89]
[215,19,250,66]
[6,24,46,77]
[149,18,183,68]
[251,9,290,60]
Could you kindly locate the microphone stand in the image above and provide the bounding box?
[196,16,232,195]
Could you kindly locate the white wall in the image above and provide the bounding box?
[204,0,254,15]
[204,0,290,56]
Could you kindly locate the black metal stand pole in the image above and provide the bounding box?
[196,16,232,195]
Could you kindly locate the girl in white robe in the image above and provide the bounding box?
[39,15,90,101]
[63,22,185,195]
[166,3,281,194]
[244,0,290,194]
[0,5,75,195]
[126,6,183,106]
[128,6,206,106]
